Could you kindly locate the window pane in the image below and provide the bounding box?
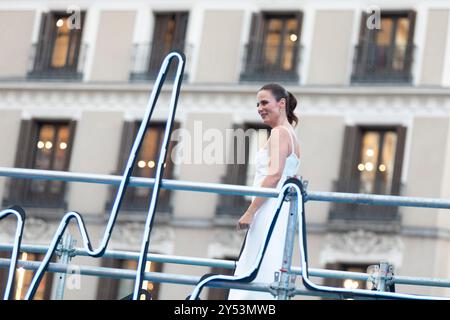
[34,124,55,170]
[14,252,51,300]
[380,132,397,194]
[51,18,70,68]
[282,18,298,71]
[49,125,70,193]
[31,124,56,193]
[376,18,393,46]
[135,127,160,198]
[395,18,410,46]
[392,18,410,70]
[264,18,282,66]
[29,122,71,201]
[163,17,176,51]
[358,131,380,194]
[341,265,371,292]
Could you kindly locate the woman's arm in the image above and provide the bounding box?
[237,127,290,230]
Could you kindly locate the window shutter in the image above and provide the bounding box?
[216,124,248,215]
[173,12,188,51]
[358,11,370,43]
[407,10,416,44]
[245,13,264,74]
[34,13,54,71]
[7,120,33,203]
[65,120,77,171]
[66,11,86,70]
[391,126,406,196]
[356,11,371,72]
[294,11,304,69]
[337,126,360,192]
[0,251,9,294]
[148,14,170,73]
[405,10,416,74]
[116,121,136,173]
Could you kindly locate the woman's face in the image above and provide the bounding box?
[256,90,286,127]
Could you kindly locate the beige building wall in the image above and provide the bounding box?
[437,115,450,228]
[89,11,136,82]
[403,116,450,228]
[194,10,245,84]
[297,115,346,224]
[306,10,354,85]
[0,11,36,78]
[67,111,124,214]
[419,9,450,86]
[0,110,22,202]
[172,112,233,220]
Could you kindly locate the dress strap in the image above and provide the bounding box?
[279,126,296,157]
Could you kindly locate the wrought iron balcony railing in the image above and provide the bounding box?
[129,42,190,81]
[351,42,415,84]
[27,41,88,81]
[240,41,301,82]
[327,179,403,232]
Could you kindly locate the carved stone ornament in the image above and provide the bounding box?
[0,217,52,245]
[320,229,404,267]
[110,222,174,254]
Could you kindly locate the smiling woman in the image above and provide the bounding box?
[228,83,300,300]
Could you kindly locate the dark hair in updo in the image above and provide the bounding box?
[259,83,299,127]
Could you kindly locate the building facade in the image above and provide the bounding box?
[1,0,450,299]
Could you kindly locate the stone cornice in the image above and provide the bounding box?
[0,82,449,118]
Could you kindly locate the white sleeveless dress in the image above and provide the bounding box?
[228,126,300,300]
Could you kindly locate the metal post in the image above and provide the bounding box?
[53,234,76,300]
[273,186,298,300]
[376,261,391,292]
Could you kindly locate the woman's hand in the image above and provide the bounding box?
[237,211,255,230]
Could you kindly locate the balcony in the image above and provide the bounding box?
[327,179,402,233]
[129,42,190,82]
[3,177,68,210]
[240,41,301,82]
[351,42,415,84]
[27,41,88,81]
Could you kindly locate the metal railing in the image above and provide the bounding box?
[1,51,450,300]
[129,42,191,81]
[328,179,403,232]
[240,41,301,82]
[351,42,415,83]
[27,41,88,81]
[1,167,450,299]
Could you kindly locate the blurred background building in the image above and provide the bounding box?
[1,0,450,299]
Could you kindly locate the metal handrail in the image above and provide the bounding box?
[1,166,450,210]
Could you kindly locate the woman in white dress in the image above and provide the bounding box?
[228,83,300,300]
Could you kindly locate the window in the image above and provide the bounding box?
[0,251,54,300]
[29,11,85,80]
[352,11,416,83]
[96,258,163,300]
[107,121,179,213]
[323,263,372,299]
[4,120,75,208]
[216,123,270,216]
[241,12,302,82]
[329,126,406,230]
[130,12,188,81]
